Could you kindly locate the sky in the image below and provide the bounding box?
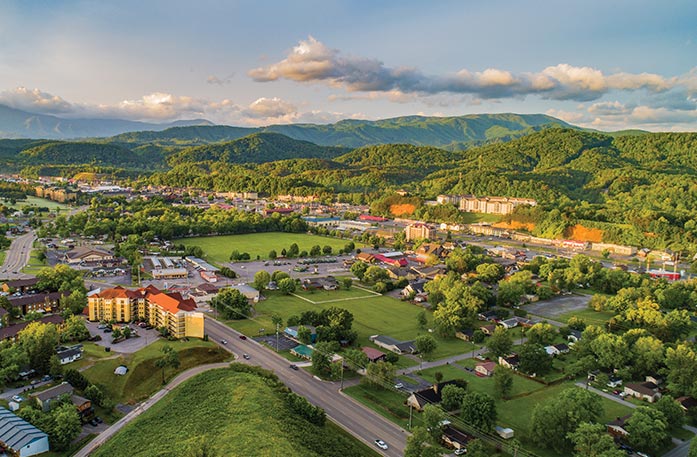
[0,0,696,130]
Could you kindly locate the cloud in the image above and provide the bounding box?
[251,37,683,102]
[206,73,235,85]
[0,86,361,127]
[548,102,697,132]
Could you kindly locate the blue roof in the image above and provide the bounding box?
[0,407,48,451]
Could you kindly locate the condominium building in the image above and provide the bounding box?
[405,223,436,241]
[437,194,537,215]
[87,285,204,339]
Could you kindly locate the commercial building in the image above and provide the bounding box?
[0,407,50,457]
[405,223,435,241]
[87,285,204,339]
[459,195,537,215]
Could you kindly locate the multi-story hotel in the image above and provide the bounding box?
[437,194,537,215]
[87,285,204,339]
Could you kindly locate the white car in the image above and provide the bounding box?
[454,449,467,455]
[374,439,388,450]
[394,383,404,390]
[11,395,23,403]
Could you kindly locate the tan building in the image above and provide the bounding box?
[405,224,435,241]
[458,195,537,215]
[87,285,204,339]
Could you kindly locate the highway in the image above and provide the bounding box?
[204,316,408,456]
[0,232,36,280]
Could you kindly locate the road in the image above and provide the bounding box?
[74,362,231,457]
[0,231,36,280]
[204,317,408,456]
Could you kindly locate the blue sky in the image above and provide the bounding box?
[1,0,696,130]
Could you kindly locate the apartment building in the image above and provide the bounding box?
[87,285,204,339]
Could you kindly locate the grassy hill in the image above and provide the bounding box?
[92,366,378,457]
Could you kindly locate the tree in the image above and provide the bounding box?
[0,342,28,387]
[486,326,513,358]
[288,243,300,258]
[631,335,664,378]
[416,310,428,330]
[590,333,629,370]
[268,249,277,259]
[64,368,89,390]
[665,343,697,396]
[689,438,697,457]
[59,290,87,316]
[461,392,496,431]
[654,396,685,430]
[350,261,368,280]
[49,402,82,450]
[37,264,85,293]
[434,371,443,384]
[271,313,283,329]
[627,406,669,453]
[423,404,446,441]
[405,426,442,457]
[363,361,395,389]
[296,325,312,344]
[17,322,60,374]
[84,384,105,407]
[476,263,504,282]
[364,266,389,283]
[60,315,90,342]
[530,388,603,453]
[211,288,251,319]
[518,343,552,376]
[343,348,369,371]
[493,366,514,399]
[278,277,296,295]
[526,322,557,346]
[155,344,180,384]
[441,384,467,411]
[322,245,333,255]
[271,270,290,282]
[253,270,271,291]
[567,422,626,457]
[341,277,353,290]
[415,334,437,360]
[311,341,334,374]
[497,280,525,306]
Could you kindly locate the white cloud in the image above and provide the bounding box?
[0,87,74,114]
[250,37,685,103]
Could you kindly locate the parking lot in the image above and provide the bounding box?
[255,334,298,351]
[84,319,160,353]
[524,293,591,319]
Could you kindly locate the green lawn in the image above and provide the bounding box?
[225,289,472,361]
[93,367,378,457]
[4,195,70,211]
[0,250,5,266]
[344,383,417,430]
[21,249,47,275]
[174,232,364,264]
[459,212,502,224]
[82,339,230,404]
[554,308,615,326]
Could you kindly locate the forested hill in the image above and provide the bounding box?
[167,133,349,165]
[106,113,573,148]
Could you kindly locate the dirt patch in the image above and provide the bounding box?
[390,203,416,216]
[566,224,603,243]
[494,220,535,231]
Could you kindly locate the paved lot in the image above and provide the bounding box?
[84,319,160,353]
[255,334,297,351]
[524,293,591,318]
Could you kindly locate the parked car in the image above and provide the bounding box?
[11,395,23,403]
[289,364,299,370]
[89,419,98,426]
[374,439,388,450]
[95,416,103,423]
[41,375,52,382]
[394,383,404,389]
[243,354,251,360]
[455,448,467,455]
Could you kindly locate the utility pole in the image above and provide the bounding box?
[340,362,344,390]
[275,323,279,352]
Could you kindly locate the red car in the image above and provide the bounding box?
[239,335,247,340]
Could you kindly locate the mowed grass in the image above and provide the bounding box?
[555,308,615,326]
[82,339,230,404]
[4,196,70,211]
[226,289,470,361]
[93,367,378,457]
[175,232,364,264]
[21,249,47,275]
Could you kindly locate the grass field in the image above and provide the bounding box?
[459,212,502,224]
[21,249,47,275]
[175,232,364,264]
[224,288,473,362]
[555,308,615,325]
[93,367,378,457]
[4,196,70,211]
[82,339,230,404]
[0,250,5,266]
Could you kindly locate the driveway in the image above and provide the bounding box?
[84,320,160,353]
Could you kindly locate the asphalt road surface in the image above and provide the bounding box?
[204,317,408,456]
[0,232,36,280]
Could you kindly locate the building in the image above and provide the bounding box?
[475,361,496,377]
[152,268,188,280]
[285,326,317,343]
[8,291,69,315]
[590,243,637,256]
[369,335,416,354]
[405,224,435,241]
[607,414,631,437]
[0,407,50,457]
[498,354,520,370]
[87,285,204,339]
[56,346,82,365]
[64,247,114,265]
[302,216,341,227]
[458,195,537,215]
[0,315,64,342]
[228,284,261,302]
[1,277,39,294]
[302,276,339,291]
[33,382,74,412]
[442,425,473,451]
[290,344,314,360]
[406,380,462,411]
[624,382,662,403]
[361,346,386,363]
[337,220,372,232]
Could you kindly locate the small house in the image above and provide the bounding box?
[500,318,519,330]
[480,324,497,336]
[567,329,582,343]
[624,382,661,403]
[475,361,496,377]
[442,425,473,450]
[369,335,416,354]
[56,346,82,365]
[33,382,74,412]
[455,328,474,342]
[284,326,317,343]
[553,343,569,354]
[406,380,462,411]
[498,354,519,371]
[361,346,387,363]
[607,414,631,437]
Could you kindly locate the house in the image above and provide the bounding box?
[475,361,496,377]
[401,280,428,298]
[33,382,74,412]
[455,328,474,342]
[568,330,583,343]
[607,414,631,437]
[410,265,445,280]
[514,316,535,328]
[0,315,64,342]
[1,277,39,294]
[64,247,114,265]
[676,396,697,412]
[478,309,498,321]
[442,425,473,451]
[480,324,497,336]
[229,284,260,302]
[498,354,519,370]
[607,376,623,388]
[71,394,92,419]
[386,266,413,281]
[500,318,519,330]
[290,344,314,360]
[361,346,387,363]
[624,382,661,403]
[544,345,560,357]
[302,276,338,291]
[284,326,317,343]
[8,291,69,315]
[645,375,663,386]
[56,346,82,365]
[0,407,50,457]
[355,252,375,264]
[553,343,569,354]
[405,224,435,241]
[369,335,416,354]
[406,380,462,411]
